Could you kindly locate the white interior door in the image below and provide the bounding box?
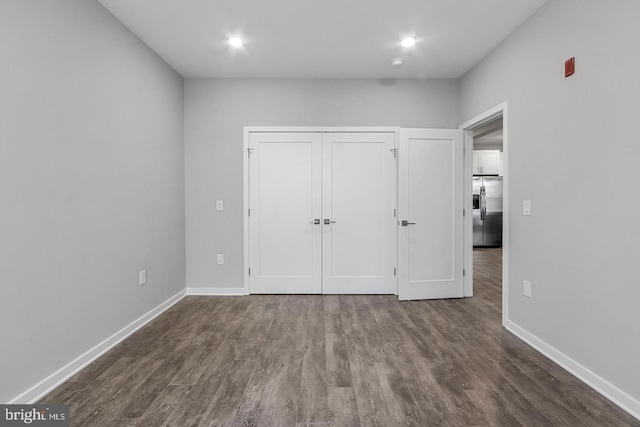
[321,132,396,294]
[398,129,464,300]
[249,132,322,293]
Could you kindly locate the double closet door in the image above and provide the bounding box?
[248,131,396,294]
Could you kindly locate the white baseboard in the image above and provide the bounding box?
[504,319,640,421]
[186,287,246,296]
[9,289,187,404]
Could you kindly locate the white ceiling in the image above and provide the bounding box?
[97,0,547,79]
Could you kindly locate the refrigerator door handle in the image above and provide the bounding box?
[480,186,486,221]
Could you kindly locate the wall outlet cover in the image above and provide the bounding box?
[139,270,146,286]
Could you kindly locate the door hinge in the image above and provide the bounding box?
[394,267,397,276]
[390,148,397,158]
[463,209,465,216]
[463,269,466,277]
[248,267,251,276]
[393,208,397,218]
[248,208,251,217]
[247,147,253,157]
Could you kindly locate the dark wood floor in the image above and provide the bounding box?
[40,248,639,426]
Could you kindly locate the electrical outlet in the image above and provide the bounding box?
[523,280,531,297]
[139,270,146,286]
[523,200,531,216]
[217,254,224,265]
[216,200,223,211]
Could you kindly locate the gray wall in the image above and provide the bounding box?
[461,0,640,401]
[0,0,185,402]
[185,79,459,289]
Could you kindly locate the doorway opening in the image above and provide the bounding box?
[460,102,509,324]
[472,116,503,319]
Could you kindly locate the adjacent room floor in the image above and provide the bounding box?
[40,248,638,426]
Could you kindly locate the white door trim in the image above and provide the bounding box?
[243,126,399,295]
[459,102,509,325]
[243,127,251,295]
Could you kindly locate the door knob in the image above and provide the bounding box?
[401,220,416,226]
[309,219,320,225]
[324,219,336,225]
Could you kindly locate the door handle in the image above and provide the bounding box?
[309,219,320,225]
[324,219,336,225]
[480,186,486,220]
[401,220,416,226]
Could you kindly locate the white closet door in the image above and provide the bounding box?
[398,129,464,300]
[249,132,322,294]
[321,132,396,294]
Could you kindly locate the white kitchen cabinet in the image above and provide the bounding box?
[473,152,480,175]
[473,150,501,175]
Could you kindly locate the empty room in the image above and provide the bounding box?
[1,0,639,425]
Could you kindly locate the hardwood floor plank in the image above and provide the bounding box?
[250,357,302,427]
[169,338,219,386]
[350,296,386,363]
[233,359,286,427]
[65,351,122,384]
[325,312,352,388]
[497,357,584,426]
[344,355,392,427]
[71,357,157,425]
[373,361,423,426]
[383,342,451,426]
[564,389,640,427]
[296,379,329,425]
[339,297,392,427]
[116,353,188,419]
[301,296,326,383]
[327,387,361,427]
[323,294,340,314]
[200,358,258,426]
[490,378,555,425]
[464,389,523,426]
[134,384,191,427]
[96,356,166,419]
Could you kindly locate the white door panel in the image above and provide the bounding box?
[399,129,464,300]
[249,133,322,293]
[322,133,395,294]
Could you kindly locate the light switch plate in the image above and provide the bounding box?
[216,200,223,211]
[524,280,531,297]
[139,270,146,286]
[523,200,531,216]
[217,254,224,265]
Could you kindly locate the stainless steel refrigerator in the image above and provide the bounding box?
[473,176,503,247]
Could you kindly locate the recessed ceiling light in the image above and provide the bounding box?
[401,37,417,47]
[228,37,244,48]
[391,58,404,67]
